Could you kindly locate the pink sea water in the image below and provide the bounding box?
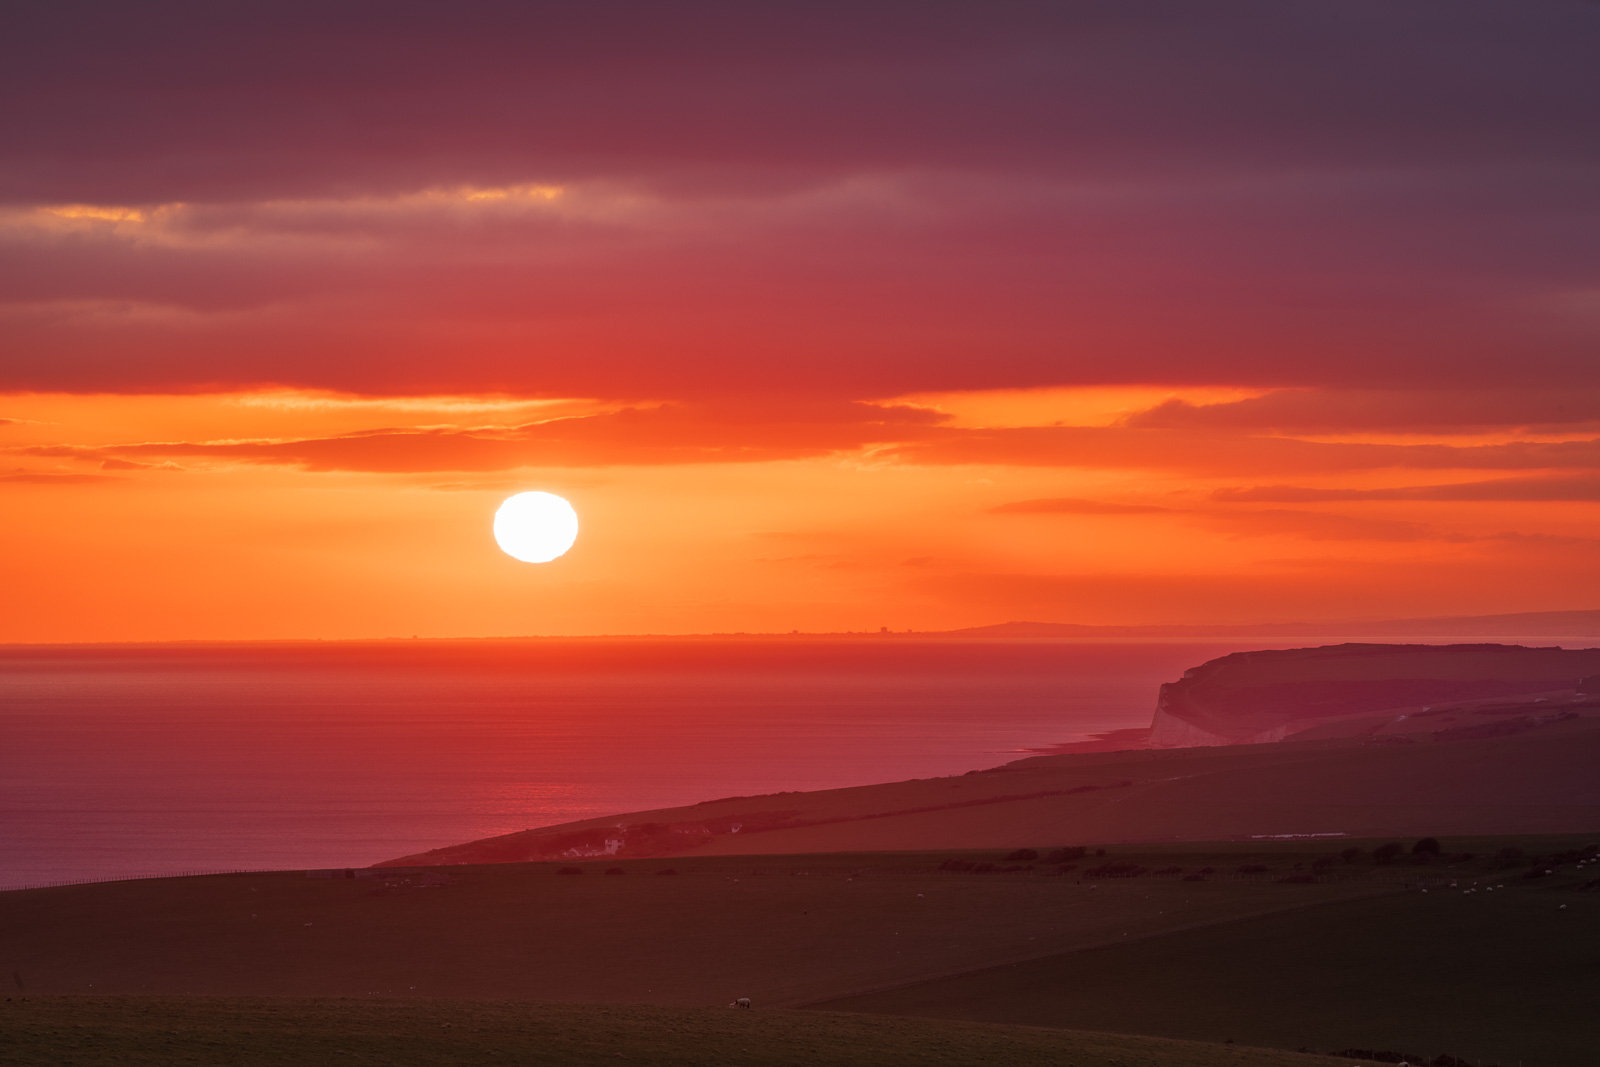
[0,639,1246,888]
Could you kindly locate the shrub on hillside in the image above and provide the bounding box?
[1311,855,1337,870]
[1047,846,1089,863]
[1412,836,1442,855]
[1152,866,1184,875]
[1373,842,1406,863]
[1004,848,1039,862]
[1236,864,1270,874]
[604,867,626,876]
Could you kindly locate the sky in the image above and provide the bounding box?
[3,0,1599,641]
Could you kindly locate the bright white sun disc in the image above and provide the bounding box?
[493,492,578,563]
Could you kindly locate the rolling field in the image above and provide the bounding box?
[2,837,1595,1064]
[0,847,1391,1007]
[816,856,1600,1067]
[0,997,1372,1067]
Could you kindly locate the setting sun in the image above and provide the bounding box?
[493,491,579,563]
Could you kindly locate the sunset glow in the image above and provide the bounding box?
[1,2,1597,642]
[3,380,1598,640]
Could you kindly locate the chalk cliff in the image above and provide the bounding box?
[1149,642,1600,746]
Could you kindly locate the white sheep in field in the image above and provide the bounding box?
[729,997,751,1009]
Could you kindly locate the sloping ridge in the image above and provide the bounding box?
[378,643,1600,868]
[379,706,1600,867]
[1149,643,1600,746]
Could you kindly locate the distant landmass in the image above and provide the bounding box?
[378,641,1600,867]
[934,608,1600,640]
[1149,641,1600,746]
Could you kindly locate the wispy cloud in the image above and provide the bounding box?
[1215,476,1600,503]
[0,469,119,484]
[989,497,1174,514]
[4,3,1599,398]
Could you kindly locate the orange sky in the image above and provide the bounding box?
[3,3,1599,640]
[5,385,1598,641]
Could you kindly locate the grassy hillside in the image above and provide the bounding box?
[0,997,1368,1067]
[0,847,1390,1007]
[4,838,1595,1064]
[816,866,1600,1067]
[382,718,1600,866]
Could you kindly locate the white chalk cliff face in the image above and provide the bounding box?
[1148,643,1600,747]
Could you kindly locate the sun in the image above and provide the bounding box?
[493,492,579,563]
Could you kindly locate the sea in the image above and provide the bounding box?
[0,638,1264,887]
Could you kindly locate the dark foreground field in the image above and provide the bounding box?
[817,874,1600,1067]
[2,837,1596,1066]
[0,997,1362,1067]
[0,846,1399,1006]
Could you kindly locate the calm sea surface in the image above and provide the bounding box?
[0,639,1247,887]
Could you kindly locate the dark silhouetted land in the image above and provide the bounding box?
[816,857,1600,1067]
[3,837,1597,1064]
[0,997,1373,1067]
[383,695,1600,865]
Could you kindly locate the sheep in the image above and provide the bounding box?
[729,997,751,1009]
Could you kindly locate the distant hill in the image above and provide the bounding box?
[378,683,1600,866]
[1150,642,1600,746]
[936,609,1600,640]
[375,641,1600,866]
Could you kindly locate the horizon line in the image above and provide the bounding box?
[4,606,1600,649]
